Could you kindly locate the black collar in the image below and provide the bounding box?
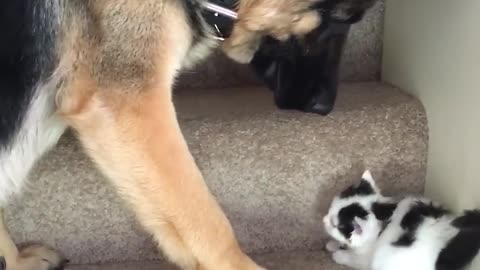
[201,0,237,41]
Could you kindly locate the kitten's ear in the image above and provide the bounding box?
[361,170,375,183]
[361,170,380,193]
[352,217,364,235]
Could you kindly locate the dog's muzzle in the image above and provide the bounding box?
[201,0,372,115]
[250,3,368,115]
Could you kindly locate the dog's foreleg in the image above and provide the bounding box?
[60,78,265,270]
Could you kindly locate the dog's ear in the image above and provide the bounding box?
[222,28,261,63]
[223,0,322,63]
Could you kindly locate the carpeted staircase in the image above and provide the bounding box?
[4,1,428,269]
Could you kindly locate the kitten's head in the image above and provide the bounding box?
[323,170,385,248]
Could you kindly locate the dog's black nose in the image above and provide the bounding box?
[304,88,336,116]
[306,100,333,115]
[303,83,337,116]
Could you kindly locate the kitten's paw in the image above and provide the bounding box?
[332,250,351,266]
[326,240,341,252]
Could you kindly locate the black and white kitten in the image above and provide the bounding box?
[323,170,480,270]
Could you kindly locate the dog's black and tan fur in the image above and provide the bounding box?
[0,0,375,269]
[0,1,322,269]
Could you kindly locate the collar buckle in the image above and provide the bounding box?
[201,1,238,41]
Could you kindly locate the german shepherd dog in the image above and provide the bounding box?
[0,1,375,269]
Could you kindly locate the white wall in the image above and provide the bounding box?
[382,0,480,212]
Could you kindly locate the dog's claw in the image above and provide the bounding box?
[0,257,5,270]
[51,259,69,270]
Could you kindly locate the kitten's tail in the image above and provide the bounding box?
[452,210,480,231]
[437,210,480,269]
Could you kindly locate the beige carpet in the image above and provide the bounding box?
[5,82,427,265]
[68,251,346,270]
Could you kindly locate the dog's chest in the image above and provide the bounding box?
[0,85,66,204]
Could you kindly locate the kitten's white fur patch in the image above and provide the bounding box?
[371,198,458,270]
[324,171,466,270]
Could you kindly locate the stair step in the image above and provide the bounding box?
[5,82,427,264]
[67,251,346,270]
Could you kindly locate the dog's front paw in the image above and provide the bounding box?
[14,244,68,270]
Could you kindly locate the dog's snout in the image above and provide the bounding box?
[306,98,334,116]
[304,89,335,116]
